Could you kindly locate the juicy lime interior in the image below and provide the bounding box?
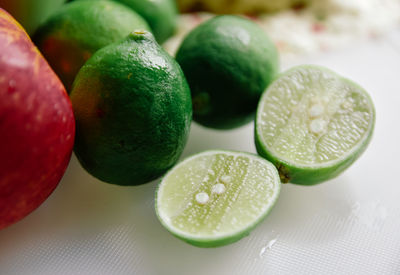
[156,151,280,242]
[257,66,374,167]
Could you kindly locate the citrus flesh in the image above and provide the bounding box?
[156,150,281,247]
[70,31,192,186]
[255,65,375,185]
[176,15,279,129]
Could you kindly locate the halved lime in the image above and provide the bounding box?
[255,65,375,185]
[156,150,281,247]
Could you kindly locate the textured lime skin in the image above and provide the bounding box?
[176,15,279,129]
[70,31,192,186]
[255,65,376,185]
[117,0,177,43]
[34,0,149,91]
[71,0,177,43]
[155,150,281,248]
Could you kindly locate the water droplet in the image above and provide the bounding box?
[259,237,278,258]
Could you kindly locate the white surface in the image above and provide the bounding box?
[1,32,400,275]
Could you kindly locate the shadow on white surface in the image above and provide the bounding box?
[181,121,256,157]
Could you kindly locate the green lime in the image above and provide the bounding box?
[34,0,149,91]
[0,0,66,35]
[255,65,375,185]
[156,150,281,247]
[115,0,178,43]
[70,31,192,186]
[71,0,178,43]
[175,15,279,129]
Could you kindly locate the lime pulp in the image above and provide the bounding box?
[156,150,281,247]
[255,65,375,185]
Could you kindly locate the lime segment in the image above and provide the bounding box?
[255,65,375,185]
[156,150,281,247]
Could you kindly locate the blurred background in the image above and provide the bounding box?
[1,0,399,63]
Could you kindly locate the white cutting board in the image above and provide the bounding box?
[0,31,400,275]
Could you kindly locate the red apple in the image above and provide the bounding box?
[0,9,75,230]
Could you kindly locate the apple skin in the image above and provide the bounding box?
[0,9,75,230]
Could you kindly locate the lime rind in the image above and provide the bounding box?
[255,65,375,185]
[155,150,281,247]
[70,31,192,186]
[175,15,279,129]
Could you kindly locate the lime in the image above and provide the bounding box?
[70,31,192,186]
[255,65,375,185]
[175,15,279,129]
[0,0,65,35]
[156,150,281,247]
[115,0,178,43]
[34,0,149,91]
[71,0,178,43]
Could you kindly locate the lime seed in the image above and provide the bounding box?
[211,183,226,195]
[195,192,210,205]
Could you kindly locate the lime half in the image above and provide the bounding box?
[156,150,281,247]
[255,65,375,185]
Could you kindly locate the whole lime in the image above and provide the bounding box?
[0,0,65,35]
[69,0,177,43]
[116,0,178,43]
[34,0,149,91]
[176,15,279,129]
[70,31,192,186]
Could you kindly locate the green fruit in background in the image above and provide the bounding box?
[176,15,279,129]
[0,0,65,35]
[70,0,178,44]
[255,65,375,185]
[70,31,192,186]
[34,0,150,91]
[116,0,178,43]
